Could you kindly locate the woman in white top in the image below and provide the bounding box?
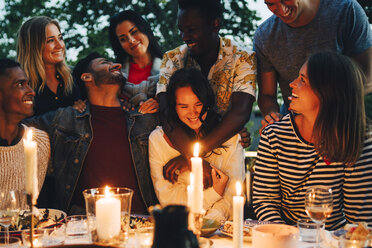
[149,68,245,222]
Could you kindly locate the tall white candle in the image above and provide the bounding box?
[23,129,38,204]
[246,170,252,206]
[190,143,203,213]
[187,173,195,231]
[187,173,194,211]
[233,181,244,248]
[96,186,121,240]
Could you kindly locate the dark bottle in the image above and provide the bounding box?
[151,205,199,248]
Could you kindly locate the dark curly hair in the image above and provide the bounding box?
[178,0,223,22]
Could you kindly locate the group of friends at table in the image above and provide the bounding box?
[0,0,371,232]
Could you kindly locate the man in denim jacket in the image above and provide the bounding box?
[24,53,159,214]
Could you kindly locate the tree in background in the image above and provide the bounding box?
[1,0,370,120]
[358,0,372,22]
[357,0,372,120]
[0,0,259,64]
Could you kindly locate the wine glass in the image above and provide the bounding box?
[0,190,21,244]
[305,186,333,247]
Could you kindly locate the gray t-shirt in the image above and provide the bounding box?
[254,0,372,107]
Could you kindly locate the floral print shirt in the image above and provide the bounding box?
[156,37,257,115]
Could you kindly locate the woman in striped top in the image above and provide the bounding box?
[253,51,372,230]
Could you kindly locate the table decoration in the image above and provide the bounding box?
[83,187,133,247]
[23,129,38,248]
[233,181,243,248]
[188,143,205,237]
[190,143,203,213]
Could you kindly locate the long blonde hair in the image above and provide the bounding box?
[17,16,73,94]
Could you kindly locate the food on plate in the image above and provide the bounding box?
[0,208,65,232]
[345,222,371,241]
[201,218,220,236]
[221,221,252,237]
[129,215,154,229]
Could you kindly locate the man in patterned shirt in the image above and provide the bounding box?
[156,0,256,185]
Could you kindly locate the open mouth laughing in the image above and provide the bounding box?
[288,93,299,101]
[186,41,198,49]
[23,98,33,105]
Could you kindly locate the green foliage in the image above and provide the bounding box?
[0,0,260,65]
[357,0,372,23]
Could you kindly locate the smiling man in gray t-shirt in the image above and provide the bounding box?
[254,0,372,131]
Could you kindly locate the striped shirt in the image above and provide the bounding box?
[253,113,372,230]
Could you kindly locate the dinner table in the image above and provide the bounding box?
[45,227,335,248]
[123,228,334,248]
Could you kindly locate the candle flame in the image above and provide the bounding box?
[190,173,194,185]
[104,186,111,196]
[193,143,200,157]
[27,129,33,141]
[236,181,241,196]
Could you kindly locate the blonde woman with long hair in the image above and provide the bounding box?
[17,16,83,115]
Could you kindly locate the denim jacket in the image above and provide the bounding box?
[24,102,159,212]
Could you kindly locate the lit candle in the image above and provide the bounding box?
[96,186,121,240]
[233,181,244,248]
[23,129,38,204]
[187,173,194,211]
[246,171,252,206]
[187,173,195,231]
[190,143,203,213]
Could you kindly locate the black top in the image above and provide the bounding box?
[33,74,83,116]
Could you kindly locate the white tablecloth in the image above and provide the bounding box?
[207,230,333,248]
[66,228,334,248]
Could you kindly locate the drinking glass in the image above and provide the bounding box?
[22,225,66,247]
[65,215,90,244]
[0,190,21,244]
[135,227,154,248]
[305,186,333,247]
[0,236,22,247]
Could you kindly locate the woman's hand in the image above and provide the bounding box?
[212,167,229,196]
[73,99,86,113]
[138,98,159,114]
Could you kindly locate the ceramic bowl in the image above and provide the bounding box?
[252,224,299,248]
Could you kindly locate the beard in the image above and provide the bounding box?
[93,70,126,86]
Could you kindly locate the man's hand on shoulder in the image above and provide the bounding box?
[260,112,282,134]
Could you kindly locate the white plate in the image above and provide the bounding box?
[220,220,275,242]
[0,208,66,236]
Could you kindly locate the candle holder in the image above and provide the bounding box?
[25,194,35,248]
[189,210,205,237]
[83,187,133,247]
